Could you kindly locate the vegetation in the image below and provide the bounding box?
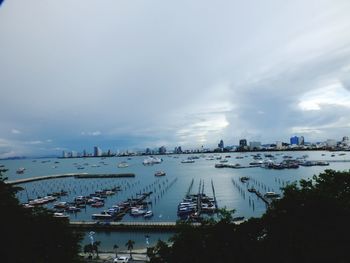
[0,172,83,263]
[149,169,350,263]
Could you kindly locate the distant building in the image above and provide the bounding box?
[290,136,299,145]
[94,146,102,157]
[249,141,261,150]
[145,148,151,155]
[239,139,247,147]
[299,136,305,145]
[218,140,224,150]
[174,146,183,154]
[276,141,283,150]
[62,151,68,158]
[71,151,78,158]
[159,146,166,154]
[83,149,87,157]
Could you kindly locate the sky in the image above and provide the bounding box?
[1,0,350,157]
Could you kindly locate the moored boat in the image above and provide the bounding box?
[155,171,166,176]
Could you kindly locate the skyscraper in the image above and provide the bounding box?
[218,140,224,149]
[94,146,102,157]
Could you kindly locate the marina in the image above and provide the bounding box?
[2,150,350,250]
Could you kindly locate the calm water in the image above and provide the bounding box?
[2,151,350,250]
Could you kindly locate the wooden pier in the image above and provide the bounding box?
[5,173,135,185]
[248,188,270,206]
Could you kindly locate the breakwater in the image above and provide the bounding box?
[6,173,135,185]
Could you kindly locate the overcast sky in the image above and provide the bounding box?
[1,0,350,157]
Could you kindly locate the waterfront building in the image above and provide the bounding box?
[71,151,78,158]
[82,149,87,157]
[94,146,102,157]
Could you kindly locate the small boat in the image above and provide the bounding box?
[144,210,153,218]
[181,159,195,163]
[155,171,166,177]
[53,212,69,219]
[16,167,25,174]
[264,192,281,198]
[92,211,112,220]
[117,162,129,168]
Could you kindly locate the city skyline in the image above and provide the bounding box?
[1,0,350,158]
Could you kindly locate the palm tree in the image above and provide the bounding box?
[93,241,101,258]
[125,240,135,259]
[113,244,119,258]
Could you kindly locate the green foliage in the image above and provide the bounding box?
[150,170,350,263]
[0,172,83,263]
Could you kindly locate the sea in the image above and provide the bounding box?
[2,151,350,251]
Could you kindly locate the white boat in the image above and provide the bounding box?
[143,156,162,165]
[144,210,153,218]
[155,171,166,176]
[117,162,129,168]
[53,212,69,219]
[92,211,112,219]
[181,159,195,163]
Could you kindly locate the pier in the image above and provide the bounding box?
[215,164,260,169]
[6,173,136,185]
[247,187,270,206]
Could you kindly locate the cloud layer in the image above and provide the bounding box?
[1,0,350,156]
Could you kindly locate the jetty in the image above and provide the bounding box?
[5,173,135,185]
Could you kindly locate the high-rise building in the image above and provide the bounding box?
[62,151,68,158]
[298,136,305,145]
[239,139,247,147]
[290,136,299,145]
[159,146,166,154]
[174,146,183,154]
[94,146,102,157]
[218,140,224,149]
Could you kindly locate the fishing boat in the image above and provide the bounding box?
[155,171,166,177]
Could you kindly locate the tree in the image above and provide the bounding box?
[0,171,83,263]
[113,244,119,258]
[150,170,350,263]
[125,239,135,259]
[92,241,101,258]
